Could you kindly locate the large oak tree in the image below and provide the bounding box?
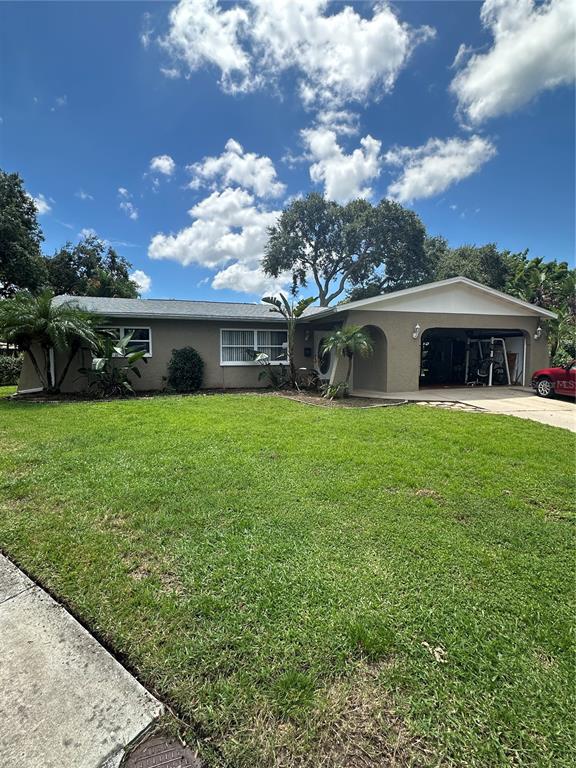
[263,193,428,306]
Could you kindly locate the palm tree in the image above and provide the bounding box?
[0,290,97,392]
[261,293,316,388]
[321,325,374,393]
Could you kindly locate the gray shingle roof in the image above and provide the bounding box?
[53,295,286,322]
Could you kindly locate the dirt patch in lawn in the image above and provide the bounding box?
[245,662,426,768]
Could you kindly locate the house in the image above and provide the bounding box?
[17,277,555,395]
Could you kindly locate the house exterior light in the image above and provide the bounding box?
[534,325,543,340]
[412,323,421,339]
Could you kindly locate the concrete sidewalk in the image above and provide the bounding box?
[0,555,163,768]
[354,386,576,432]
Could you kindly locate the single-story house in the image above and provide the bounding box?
[18,277,555,395]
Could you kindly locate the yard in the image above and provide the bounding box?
[0,394,574,767]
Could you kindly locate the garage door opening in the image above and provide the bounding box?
[420,329,527,388]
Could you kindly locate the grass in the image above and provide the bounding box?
[0,393,574,767]
[0,385,17,398]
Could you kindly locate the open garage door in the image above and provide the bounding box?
[420,328,527,388]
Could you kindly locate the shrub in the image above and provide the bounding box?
[167,347,204,392]
[0,354,22,385]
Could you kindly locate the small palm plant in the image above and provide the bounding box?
[0,290,97,392]
[79,330,148,397]
[321,325,374,397]
[261,293,316,388]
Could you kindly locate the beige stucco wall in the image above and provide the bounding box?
[19,319,308,393]
[327,310,549,393]
[17,310,550,395]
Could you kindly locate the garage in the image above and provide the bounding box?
[420,328,527,388]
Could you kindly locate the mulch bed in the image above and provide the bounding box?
[6,388,409,409]
[273,391,409,408]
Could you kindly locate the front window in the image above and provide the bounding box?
[124,328,151,355]
[221,328,288,365]
[97,326,152,356]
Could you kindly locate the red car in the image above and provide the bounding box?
[531,360,576,398]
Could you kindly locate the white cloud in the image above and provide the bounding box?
[50,95,67,112]
[31,194,52,215]
[385,135,496,203]
[79,227,98,239]
[130,269,152,294]
[211,261,288,295]
[188,138,285,198]
[451,0,576,124]
[117,188,139,220]
[301,128,382,203]
[141,12,153,49]
[150,154,176,176]
[148,186,288,296]
[315,109,359,136]
[160,66,181,79]
[75,189,94,201]
[120,202,139,220]
[159,0,434,108]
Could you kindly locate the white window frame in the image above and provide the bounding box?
[220,328,288,366]
[96,326,153,357]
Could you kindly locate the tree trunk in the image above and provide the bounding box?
[42,345,56,393]
[55,346,78,392]
[345,354,353,388]
[25,347,48,390]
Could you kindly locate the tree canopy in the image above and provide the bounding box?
[263,193,428,306]
[45,235,139,298]
[0,170,48,297]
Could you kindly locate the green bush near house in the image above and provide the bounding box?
[167,346,204,392]
[0,354,22,385]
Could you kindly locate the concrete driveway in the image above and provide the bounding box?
[362,387,576,432]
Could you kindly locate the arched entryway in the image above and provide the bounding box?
[353,325,387,393]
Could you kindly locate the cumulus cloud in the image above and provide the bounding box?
[301,128,382,203]
[117,188,139,220]
[188,139,285,198]
[75,189,94,201]
[148,186,288,295]
[451,0,576,124]
[79,227,98,239]
[150,154,176,176]
[315,109,360,137]
[31,194,52,215]
[158,0,434,108]
[130,269,152,294]
[385,135,496,203]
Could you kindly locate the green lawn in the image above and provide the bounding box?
[0,394,574,767]
[0,385,17,398]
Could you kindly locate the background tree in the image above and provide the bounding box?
[433,243,518,289]
[263,193,427,306]
[45,234,139,298]
[0,290,97,392]
[0,170,48,297]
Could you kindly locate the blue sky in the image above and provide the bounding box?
[1,0,574,302]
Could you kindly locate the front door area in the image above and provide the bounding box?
[314,331,335,381]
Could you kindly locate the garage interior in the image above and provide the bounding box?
[420,328,527,388]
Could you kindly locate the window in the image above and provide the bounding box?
[221,328,288,365]
[97,326,152,356]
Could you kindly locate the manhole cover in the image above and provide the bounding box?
[124,734,202,768]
